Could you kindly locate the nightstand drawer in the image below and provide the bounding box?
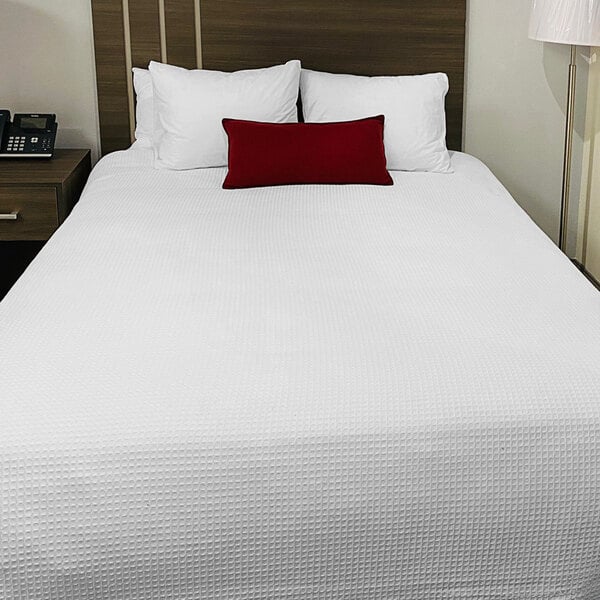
[0,187,58,241]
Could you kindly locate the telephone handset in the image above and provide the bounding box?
[0,110,58,158]
[0,111,10,148]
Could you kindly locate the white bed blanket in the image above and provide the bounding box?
[1,146,600,600]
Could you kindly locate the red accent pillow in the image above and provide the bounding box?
[222,116,393,189]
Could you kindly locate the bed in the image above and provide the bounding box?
[2,144,600,599]
[3,1,600,599]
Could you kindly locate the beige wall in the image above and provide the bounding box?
[464,0,589,252]
[579,51,600,280]
[0,0,592,251]
[0,0,100,161]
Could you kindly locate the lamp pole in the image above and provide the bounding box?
[558,44,578,253]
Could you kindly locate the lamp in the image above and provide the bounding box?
[529,0,600,253]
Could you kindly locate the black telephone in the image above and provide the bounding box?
[0,110,58,158]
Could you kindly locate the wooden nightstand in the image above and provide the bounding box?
[0,149,91,299]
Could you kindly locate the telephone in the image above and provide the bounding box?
[0,110,57,158]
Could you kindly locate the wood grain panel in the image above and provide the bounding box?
[129,0,162,67]
[0,150,91,185]
[0,150,90,240]
[200,0,466,150]
[91,0,132,155]
[91,0,466,155]
[57,152,93,222]
[165,0,198,68]
[0,187,58,241]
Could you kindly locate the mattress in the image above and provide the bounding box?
[1,146,600,600]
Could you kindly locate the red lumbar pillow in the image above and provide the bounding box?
[222,115,393,189]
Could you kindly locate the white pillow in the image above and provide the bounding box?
[132,68,154,147]
[149,60,301,170]
[300,70,452,173]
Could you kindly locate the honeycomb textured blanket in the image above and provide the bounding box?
[1,146,600,600]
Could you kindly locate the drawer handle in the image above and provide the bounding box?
[0,211,18,221]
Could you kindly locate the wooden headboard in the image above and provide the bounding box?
[91,0,466,157]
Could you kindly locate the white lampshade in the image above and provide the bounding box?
[529,0,600,46]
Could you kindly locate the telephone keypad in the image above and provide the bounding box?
[0,112,57,156]
[4,134,50,153]
[7,136,26,152]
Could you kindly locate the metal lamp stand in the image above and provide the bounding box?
[558,45,577,253]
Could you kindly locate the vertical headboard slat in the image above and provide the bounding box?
[91,0,132,155]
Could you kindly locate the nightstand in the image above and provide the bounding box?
[0,149,91,299]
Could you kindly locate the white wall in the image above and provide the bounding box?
[0,0,100,161]
[579,52,600,280]
[0,0,590,250]
[464,0,588,252]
